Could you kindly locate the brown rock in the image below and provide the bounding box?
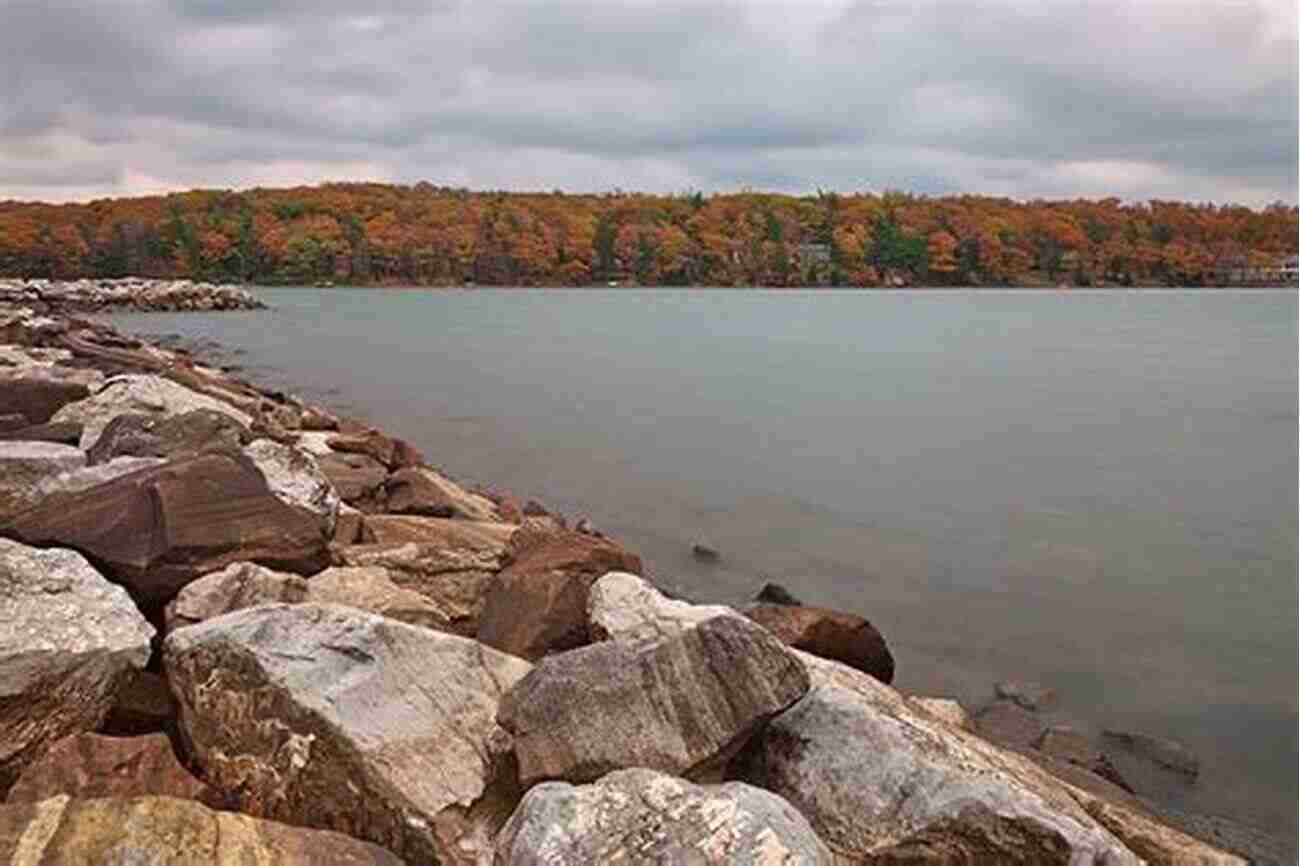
[363,514,515,552]
[86,408,250,464]
[326,429,422,470]
[6,733,223,808]
[0,375,90,425]
[0,795,404,865]
[383,465,499,521]
[744,602,895,684]
[299,405,339,431]
[1037,725,1133,792]
[333,504,365,544]
[308,565,455,632]
[996,679,1058,711]
[477,529,643,660]
[973,699,1050,751]
[317,451,388,512]
[0,420,81,444]
[164,562,310,632]
[3,451,331,607]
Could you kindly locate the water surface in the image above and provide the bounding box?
[104,288,1298,838]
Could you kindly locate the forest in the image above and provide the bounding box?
[0,183,1295,287]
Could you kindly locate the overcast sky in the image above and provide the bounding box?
[1,0,1296,205]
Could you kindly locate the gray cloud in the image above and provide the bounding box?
[1,0,1295,204]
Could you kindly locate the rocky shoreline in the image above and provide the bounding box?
[0,277,265,313]
[0,299,1271,864]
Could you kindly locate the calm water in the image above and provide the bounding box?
[104,288,1298,839]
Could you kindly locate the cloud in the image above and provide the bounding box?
[0,0,1294,205]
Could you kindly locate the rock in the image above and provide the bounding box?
[0,441,86,518]
[317,450,389,512]
[164,561,310,631]
[0,795,402,864]
[0,420,82,444]
[908,696,972,731]
[1038,726,1132,792]
[973,699,1049,750]
[496,768,834,866]
[243,437,340,536]
[0,374,91,425]
[691,541,721,561]
[0,539,153,791]
[477,529,643,660]
[996,679,1058,711]
[573,516,598,535]
[587,570,742,649]
[755,581,803,606]
[28,454,165,502]
[101,670,177,736]
[363,514,515,553]
[1101,729,1201,778]
[744,602,895,684]
[6,733,223,808]
[733,652,1143,865]
[1078,792,1247,866]
[165,603,532,865]
[334,503,365,544]
[299,405,339,431]
[3,451,330,607]
[327,429,422,471]
[309,565,456,632]
[86,408,250,464]
[51,373,252,450]
[498,615,810,787]
[383,465,499,521]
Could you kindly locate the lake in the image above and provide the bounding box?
[103,287,1298,840]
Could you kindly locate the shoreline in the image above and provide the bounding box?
[0,284,1289,863]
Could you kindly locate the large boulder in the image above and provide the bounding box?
[477,528,643,660]
[0,795,403,865]
[744,602,894,684]
[733,651,1145,864]
[0,539,153,791]
[243,437,340,536]
[383,466,499,521]
[50,373,252,450]
[85,408,250,464]
[165,603,532,866]
[497,615,809,787]
[3,451,330,607]
[496,768,834,865]
[0,441,85,518]
[588,570,741,648]
[6,732,223,808]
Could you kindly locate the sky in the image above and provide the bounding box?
[1,0,1296,206]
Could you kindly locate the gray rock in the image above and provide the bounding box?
[164,562,310,631]
[0,539,154,790]
[755,581,803,606]
[86,408,249,464]
[51,374,252,450]
[165,602,532,866]
[496,768,834,865]
[31,456,167,503]
[0,441,86,517]
[1101,729,1200,778]
[587,570,742,649]
[733,652,1143,864]
[498,615,809,787]
[243,437,339,536]
[996,679,1058,711]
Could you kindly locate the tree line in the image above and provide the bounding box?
[0,182,1295,287]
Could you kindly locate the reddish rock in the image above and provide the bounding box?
[0,420,82,444]
[0,376,90,425]
[3,451,330,607]
[6,733,224,808]
[362,514,515,552]
[326,429,422,471]
[477,529,643,660]
[299,405,339,431]
[333,504,365,544]
[744,602,895,684]
[316,451,388,512]
[382,466,499,521]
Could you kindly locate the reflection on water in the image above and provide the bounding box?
[105,288,1297,839]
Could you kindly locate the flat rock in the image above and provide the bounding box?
[165,561,310,631]
[733,651,1143,864]
[51,373,252,450]
[86,408,250,464]
[0,794,402,864]
[308,565,456,632]
[496,768,833,866]
[1101,729,1201,778]
[997,679,1058,711]
[363,514,515,554]
[477,529,643,660]
[165,602,532,865]
[383,465,499,521]
[744,601,895,684]
[3,451,330,607]
[588,570,742,649]
[326,429,423,470]
[6,732,223,808]
[0,440,86,518]
[498,615,809,786]
[0,539,153,791]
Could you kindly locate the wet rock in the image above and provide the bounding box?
[733,652,1142,865]
[496,768,833,866]
[50,373,252,450]
[997,679,1058,711]
[744,601,895,684]
[0,539,153,791]
[6,733,223,808]
[166,602,532,866]
[755,581,803,606]
[4,451,330,607]
[1102,729,1201,778]
[86,408,250,464]
[164,562,310,631]
[477,529,643,660]
[691,540,721,561]
[0,441,86,518]
[317,451,389,512]
[1037,726,1132,792]
[383,465,499,521]
[973,699,1049,750]
[587,570,741,649]
[0,795,402,864]
[498,615,809,786]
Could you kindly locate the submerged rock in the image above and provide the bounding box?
[1102,729,1201,778]
[996,679,1058,711]
[496,768,833,866]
